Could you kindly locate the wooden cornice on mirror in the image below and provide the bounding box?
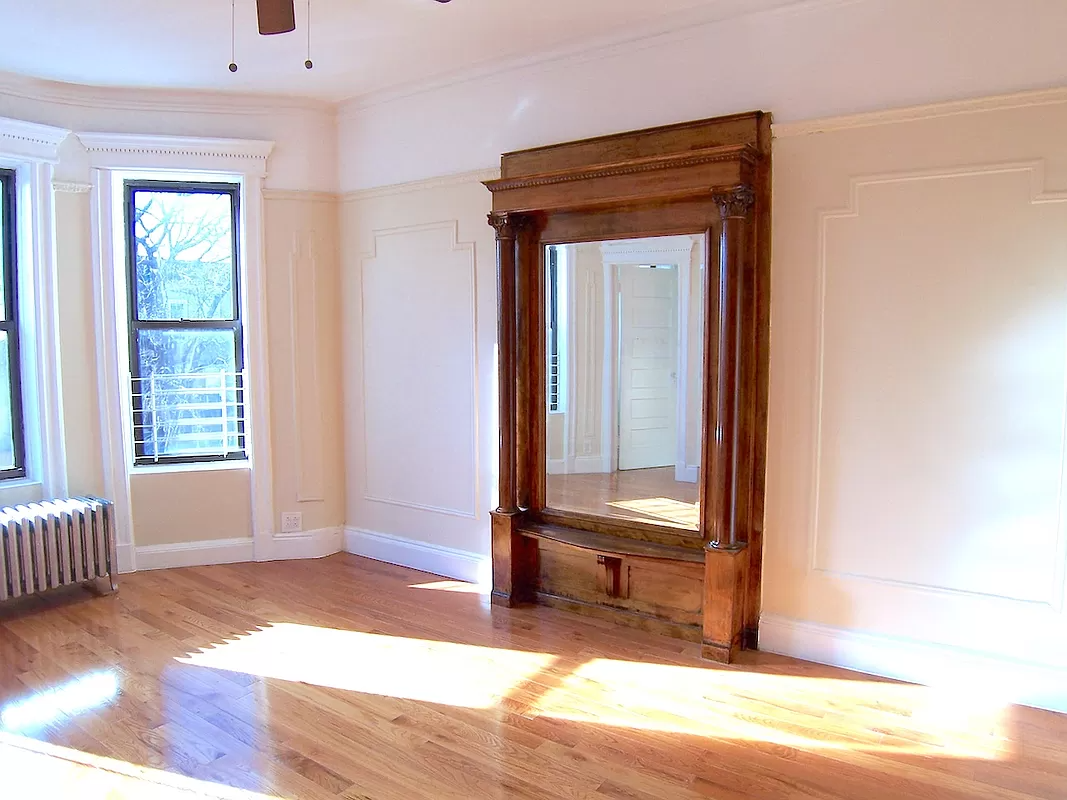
[484,112,771,662]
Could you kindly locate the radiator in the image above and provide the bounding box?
[0,497,117,602]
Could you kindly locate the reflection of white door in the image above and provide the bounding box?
[617,265,678,471]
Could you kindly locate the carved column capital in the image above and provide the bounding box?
[713,185,756,220]
[488,211,527,239]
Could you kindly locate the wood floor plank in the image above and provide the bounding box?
[0,553,1062,800]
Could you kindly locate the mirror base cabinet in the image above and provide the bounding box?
[485,112,771,662]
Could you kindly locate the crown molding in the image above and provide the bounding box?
[342,167,500,202]
[773,86,1067,138]
[339,0,851,115]
[0,70,334,118]
[52,180,92,194]
[77,132,275,176]
[0,115,70,162]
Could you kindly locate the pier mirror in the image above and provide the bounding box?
[485,113,771,661]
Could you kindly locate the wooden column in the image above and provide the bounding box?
[489,212,537,607]
[701,185,755,662]
[490,212,520,515]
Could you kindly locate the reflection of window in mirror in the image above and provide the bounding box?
[546,245,567,414]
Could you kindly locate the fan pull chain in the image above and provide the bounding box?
[305,0,314,69]
[228,0,238,72]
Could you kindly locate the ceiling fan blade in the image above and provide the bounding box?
[257,0,296,35]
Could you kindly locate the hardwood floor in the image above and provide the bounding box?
[0,554,1064,799]
[546,467,699,530]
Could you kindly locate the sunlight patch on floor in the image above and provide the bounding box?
[0,731,279,800]
[1,670,120,733]
[607,496,699,528]
[408,580,488,594]
[176,624,1008,759]
[531,658,1009,759]
[179,624,555,708]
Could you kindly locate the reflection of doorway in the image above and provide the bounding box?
[617,264,678,471]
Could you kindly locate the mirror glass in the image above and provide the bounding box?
[545,234,705,532]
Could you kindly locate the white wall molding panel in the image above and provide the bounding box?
[343,176,496,559]
[763,88,1067,711]
[358,221,479,519]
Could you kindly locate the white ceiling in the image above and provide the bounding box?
[0,0,809,103]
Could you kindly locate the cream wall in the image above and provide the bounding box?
[338,0,1067,192]
[763,95,1067,709]
[130,469,252,547]
[54,190,105,498]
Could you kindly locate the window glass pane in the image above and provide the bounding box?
[135,330,241,458]
[132,190,235,321]
[0,333,15,471]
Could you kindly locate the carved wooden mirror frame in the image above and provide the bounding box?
[484,112,771,661]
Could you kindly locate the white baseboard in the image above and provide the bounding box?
[760,614,1067,714]
[134,537,256,571]
[257,527,343,561]
[116,542,136,574]
[126,527,343,572]
[571,455,609,475]
[344,527,489,585]
[546,458,567,475]
[674,464,699,483]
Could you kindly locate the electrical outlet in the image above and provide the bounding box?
[281,512,303,534]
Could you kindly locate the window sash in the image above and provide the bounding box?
[124,180,246,465]
[0,169,26,480]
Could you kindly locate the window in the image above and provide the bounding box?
[0,169,26,479]
[124,181,245,465]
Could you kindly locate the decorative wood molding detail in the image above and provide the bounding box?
[77,132,275,175]
[359,220,480,520]
[288,231,326,503]
[810,161,1067,610]
[343,168,500,202]
[0,116,69,162]
[486,146,757,193]
[52,180,92,194]
[773,86,1067,138]
[713,185,756,219]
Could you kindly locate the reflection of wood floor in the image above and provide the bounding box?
[547,467,699,529]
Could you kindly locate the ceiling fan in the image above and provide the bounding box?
[255,0,451,36]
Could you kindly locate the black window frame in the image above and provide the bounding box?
[124,180,246,466]
[0,169,26,480]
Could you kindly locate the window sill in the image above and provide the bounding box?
[131,460,250,476]
[0,478,41,491]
